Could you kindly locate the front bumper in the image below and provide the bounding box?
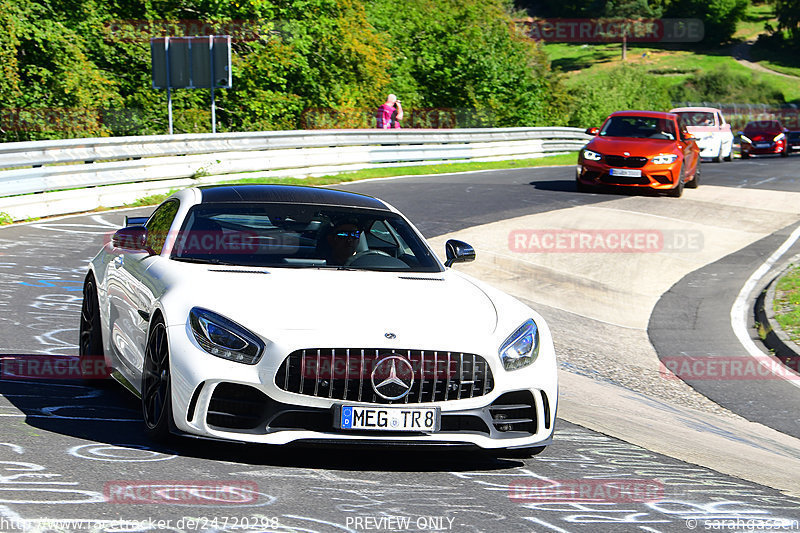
[165,324,558,450]
[741,141,784,155]
[696,138,721,158]
[577,159,681,190]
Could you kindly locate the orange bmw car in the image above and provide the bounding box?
[576,111,700,197]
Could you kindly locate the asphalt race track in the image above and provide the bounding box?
[1,157,800,532]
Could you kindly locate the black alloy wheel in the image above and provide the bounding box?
[668,165,685,198]
[686,163,700,189]
[142,317,173,442]
[79,274,108,383]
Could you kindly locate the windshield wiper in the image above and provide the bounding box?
[171,257,240,266]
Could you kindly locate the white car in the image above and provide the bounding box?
[80,185,557,454]
[670,107,734,162]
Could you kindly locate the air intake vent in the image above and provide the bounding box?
[489,391,537,435]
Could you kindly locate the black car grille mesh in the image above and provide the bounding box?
[604,155,648,168]
[275,348,494,404]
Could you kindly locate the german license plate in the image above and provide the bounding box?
[337,405,440,432]
[609,168,642,177]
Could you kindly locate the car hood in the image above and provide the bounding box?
[587,136,676,156]
[162,267,499,339]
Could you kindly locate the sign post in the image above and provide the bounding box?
[150,35,232,134]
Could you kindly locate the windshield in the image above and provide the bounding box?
[676,112,715,127]
[171,203,443,272]
[600,116,676,140]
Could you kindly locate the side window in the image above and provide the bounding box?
[145,200,179,255]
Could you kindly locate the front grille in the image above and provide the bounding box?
[604,155,648,168]
[275,348,494,404]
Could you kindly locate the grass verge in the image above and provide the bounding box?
[774,263,800,344]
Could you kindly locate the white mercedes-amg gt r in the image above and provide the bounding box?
[80,184,557,454]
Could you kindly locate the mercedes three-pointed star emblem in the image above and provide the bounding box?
[371,355,414,400]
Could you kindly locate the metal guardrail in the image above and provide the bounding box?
[0,127,589,220]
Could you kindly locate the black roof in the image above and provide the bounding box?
[197,185,390,210]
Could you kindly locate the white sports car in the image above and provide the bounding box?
[670,106,734,162]
[80,185,557,454]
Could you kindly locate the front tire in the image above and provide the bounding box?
[142,316,174,443]
[724,145,733,161]
[79,274,108,383]
[668,166,685,197]
[686,163,700,189]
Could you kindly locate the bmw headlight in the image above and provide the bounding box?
[651,154,678,165]
[582,149,602,161]
[189,307,265,364]
[499,319,540,371]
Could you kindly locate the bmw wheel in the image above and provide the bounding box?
[142,316,174,442]
[686,163,700,189]
[79,274,108,383]
[668,166,685,197]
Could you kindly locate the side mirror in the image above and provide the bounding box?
[445,239,475,267]
[585,127,599,136]
[124,216,149,227]
[112,227,149,251]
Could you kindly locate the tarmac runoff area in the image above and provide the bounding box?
[429,184,800,497]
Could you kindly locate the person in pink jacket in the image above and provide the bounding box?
[376,94,403,128]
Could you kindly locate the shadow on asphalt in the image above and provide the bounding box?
[529,179,672,197]
[0,369,530,473]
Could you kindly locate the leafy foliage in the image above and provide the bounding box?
[567,64,672,127]
[668,65,785,104]
[0,0,571,141]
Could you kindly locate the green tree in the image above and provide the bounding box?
[665,0,749,44]
[602,0,663,60]
[769,0,800,45]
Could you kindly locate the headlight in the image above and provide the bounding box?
[582,149,602,161]
[499,319,540,371]
[189,307,265,364]
[740,135,752,144]
[774,133,786,142]
[651,154,678,165]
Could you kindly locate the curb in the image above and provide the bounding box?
[756,257,800,367]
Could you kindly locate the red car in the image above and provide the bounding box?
[577,111,700,198]
[739,120,789,158]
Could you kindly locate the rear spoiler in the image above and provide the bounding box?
[124,216,149,227]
